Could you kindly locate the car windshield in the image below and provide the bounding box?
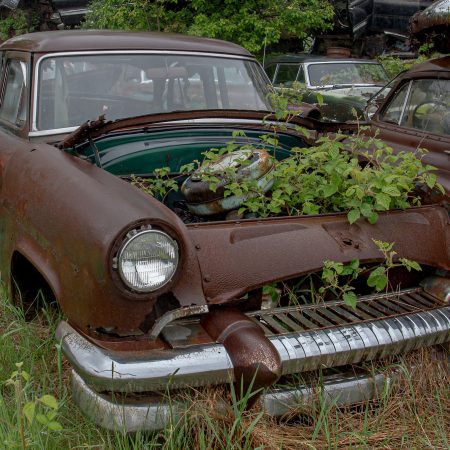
[307,62,389,87]
[36,53,272,131]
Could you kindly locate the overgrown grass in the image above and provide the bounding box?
[0,289,448,449]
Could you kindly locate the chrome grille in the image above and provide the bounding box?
[248,288,444,336]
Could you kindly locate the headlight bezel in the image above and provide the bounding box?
[112,225,179,294]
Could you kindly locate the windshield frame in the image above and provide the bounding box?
[30,50,270,138]
[304,61,389,89]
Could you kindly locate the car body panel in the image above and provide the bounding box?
[367,56,450,195]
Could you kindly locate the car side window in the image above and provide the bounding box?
[400,79,450,135]
[297,65,305,84]
[265,64,276,83]
[380,81,410,124]
[0,59,27,128]
[274,64,300,87]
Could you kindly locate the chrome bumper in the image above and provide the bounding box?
[57,283,450,432]
[71,368,393,432]
[56,306,450,393]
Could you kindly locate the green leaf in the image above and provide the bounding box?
[39,394,58,410]
[21,371,30,382]
[425,173,437,189]
[399,258,422,272]
[375,193,391,210]
[343,291,357,309]
[347,209,360,224]
[381,185,401,197]
[47,421,63,431]
[322,183,338,197]
[367,211,379,224]
[315,92,323,106]
[23,402,35,424]
[367,267,388,291]
[36,413,49,425]
[360,203,373,218]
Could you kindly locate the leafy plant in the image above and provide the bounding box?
[0,10,30,41]
[5,362,62,450]
[320,240,421,309]
[131,166,180,200]
[204,131,440,223]
[84,0,334,54]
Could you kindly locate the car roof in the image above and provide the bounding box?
[264,53,377,66]
[405,55,450,73]
[0,30,253,57]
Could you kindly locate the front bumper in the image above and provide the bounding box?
[57,284,450,431]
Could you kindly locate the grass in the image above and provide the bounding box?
[0,289,449,449]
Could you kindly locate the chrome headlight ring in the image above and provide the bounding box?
[112,226,179,293]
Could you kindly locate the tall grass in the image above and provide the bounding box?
[0,288,448,449]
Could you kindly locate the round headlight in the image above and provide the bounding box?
[116,229,179,292]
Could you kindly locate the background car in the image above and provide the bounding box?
[265,50,390,122]
[365,55,450,196]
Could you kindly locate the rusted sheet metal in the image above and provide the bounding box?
[410,0,450,52]
[58,110,360,149]
[0,129,206,336]
[187,206,450,304]
[201,307,281,397]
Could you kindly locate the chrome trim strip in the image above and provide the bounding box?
[57,303,450,393]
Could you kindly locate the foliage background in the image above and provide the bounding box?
[83,0,334,54]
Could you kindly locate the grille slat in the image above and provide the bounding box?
[247,288,444,337]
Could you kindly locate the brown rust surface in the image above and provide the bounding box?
[188,206,450,304]
[202,307,281,398]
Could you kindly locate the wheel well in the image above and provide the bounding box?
[10,251,57,318]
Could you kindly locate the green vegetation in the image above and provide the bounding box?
[83,0,334,54]
[320,240,421,309]
[0,9,38,41]
[0,288,448,449]
[135,129,440,225]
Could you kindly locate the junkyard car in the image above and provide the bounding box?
[264,52,389,122]
[365,55,450,195]
[410,0,450,54]
[0,31,449,432]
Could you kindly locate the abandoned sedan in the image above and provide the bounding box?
[365,55,450,196]
[0,31,449,432]
[264,51,389,122]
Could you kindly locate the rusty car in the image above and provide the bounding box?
[265,49,390,122]
[365,55,450,196]
[0,30,449,432]
[410,0,450,54]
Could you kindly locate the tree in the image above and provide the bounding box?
[83,0,334,54]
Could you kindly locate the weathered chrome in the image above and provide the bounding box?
[57,321,234,392]
[57,293,450,393]
[61,284,450,432]
[420,276,450,303]
[72,368,394,432]
[149,305,209,340]
[262,371,392,417]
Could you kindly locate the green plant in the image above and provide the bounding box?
[5,362,62,450]
[213,131,439,223]
[320,240,421,308]
[84,0,334,54]
[0,10,30,41]
[131,166,180,200]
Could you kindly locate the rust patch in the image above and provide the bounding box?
[202,307,281,403]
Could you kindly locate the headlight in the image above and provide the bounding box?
[115,228,179,292]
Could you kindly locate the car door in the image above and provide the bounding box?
[370,73,450,194]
